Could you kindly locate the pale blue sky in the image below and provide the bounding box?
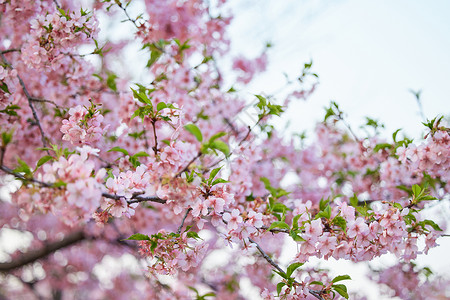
[228,0,450,140]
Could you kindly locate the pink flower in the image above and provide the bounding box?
[347,217,369,239]
[222,209,243,231]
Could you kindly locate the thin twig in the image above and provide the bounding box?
[0,165,55,188]
[53,0,61,9]
[102,192,166,205]
[1,53,49,151]
[0,49,20,54]
[116,2,139,29]
[248,238,324,300]
[176,208,192,234]
[175,151,202,178]
[248,237,286,275]
[0,165,166,205]
[151,119,158,155]
[30,97,60,108]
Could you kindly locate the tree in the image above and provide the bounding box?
[0,0,449,299]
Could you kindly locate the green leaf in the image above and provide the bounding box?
[209,132,227,142]
[332,275,351,283]
[333,216,347,231]
[211,178,228,186]
[292,214,302,230]
[107,146,129,156]
[319,198,329,211]
[412,184,421,197]
[131,88,152,105]
[315,205,331,219]
[332,284,349,299]
[187,231,202,240]
[132,151,149,158]
[349,194,359,207]
[147,49,163,68]
[0,81,10,94]
[273,270,288,280]
[309,281,324,286]
[106,72,118,92]
[1,131,13,146]
[268,221,290,231]
[14,158,32,176]
[286,262,304,278]
[209,167,222,182]
[184,124,203,142]
[125,233,151,241]
[53,180,67,188]
[202,292,216,298]
[156,102,167,111]
[35,155,53,171]
[272,202,289,213]
[210,140,230,156]
[277,282,285,296]
[373,143,392,152]
[392,129,401,142]
[422,219,443,231]
[289,230,305,242]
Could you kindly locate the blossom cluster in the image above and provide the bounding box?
[138,230,208,275]
[16,146,104,226]
[21,8,98,70]
[60,104,107,145]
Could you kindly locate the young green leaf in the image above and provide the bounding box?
[35,155,53,171]
[156,102,167,111]
[331,275,351,283]
[125,233,151,241]
[107,146,129,156]
[332,284,349,299]
[277,282,285,296]
[267,221,290,231]
[286,262,304,278]
[184,124,203,142]
[210,140,229,156]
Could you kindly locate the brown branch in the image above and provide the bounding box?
[175,151,201,178]
[0,53,49,151]
[102,192,166,205]
[0,165,166,205]
[151,119,158,155]
[0,165,55,188]
[176,208,192,234]
[116,1,140,29]
[30,97,60,108]
[0,49,20,54]
[248,237,287,276]
[248,238,324,300]
[0,231,85,272]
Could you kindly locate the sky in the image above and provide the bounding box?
[227,0,450,140]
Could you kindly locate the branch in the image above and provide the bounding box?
[0,49,20,54]
[248,238,324,300]
[101,192,167,205]
[176,208,192,234]
[0,165,55,188]
[0,53,49,150]
[0,165,166,205]
[151,119,158,155]
[175,151,202,178]
[0,231,85,272]
[116,1,140,29]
